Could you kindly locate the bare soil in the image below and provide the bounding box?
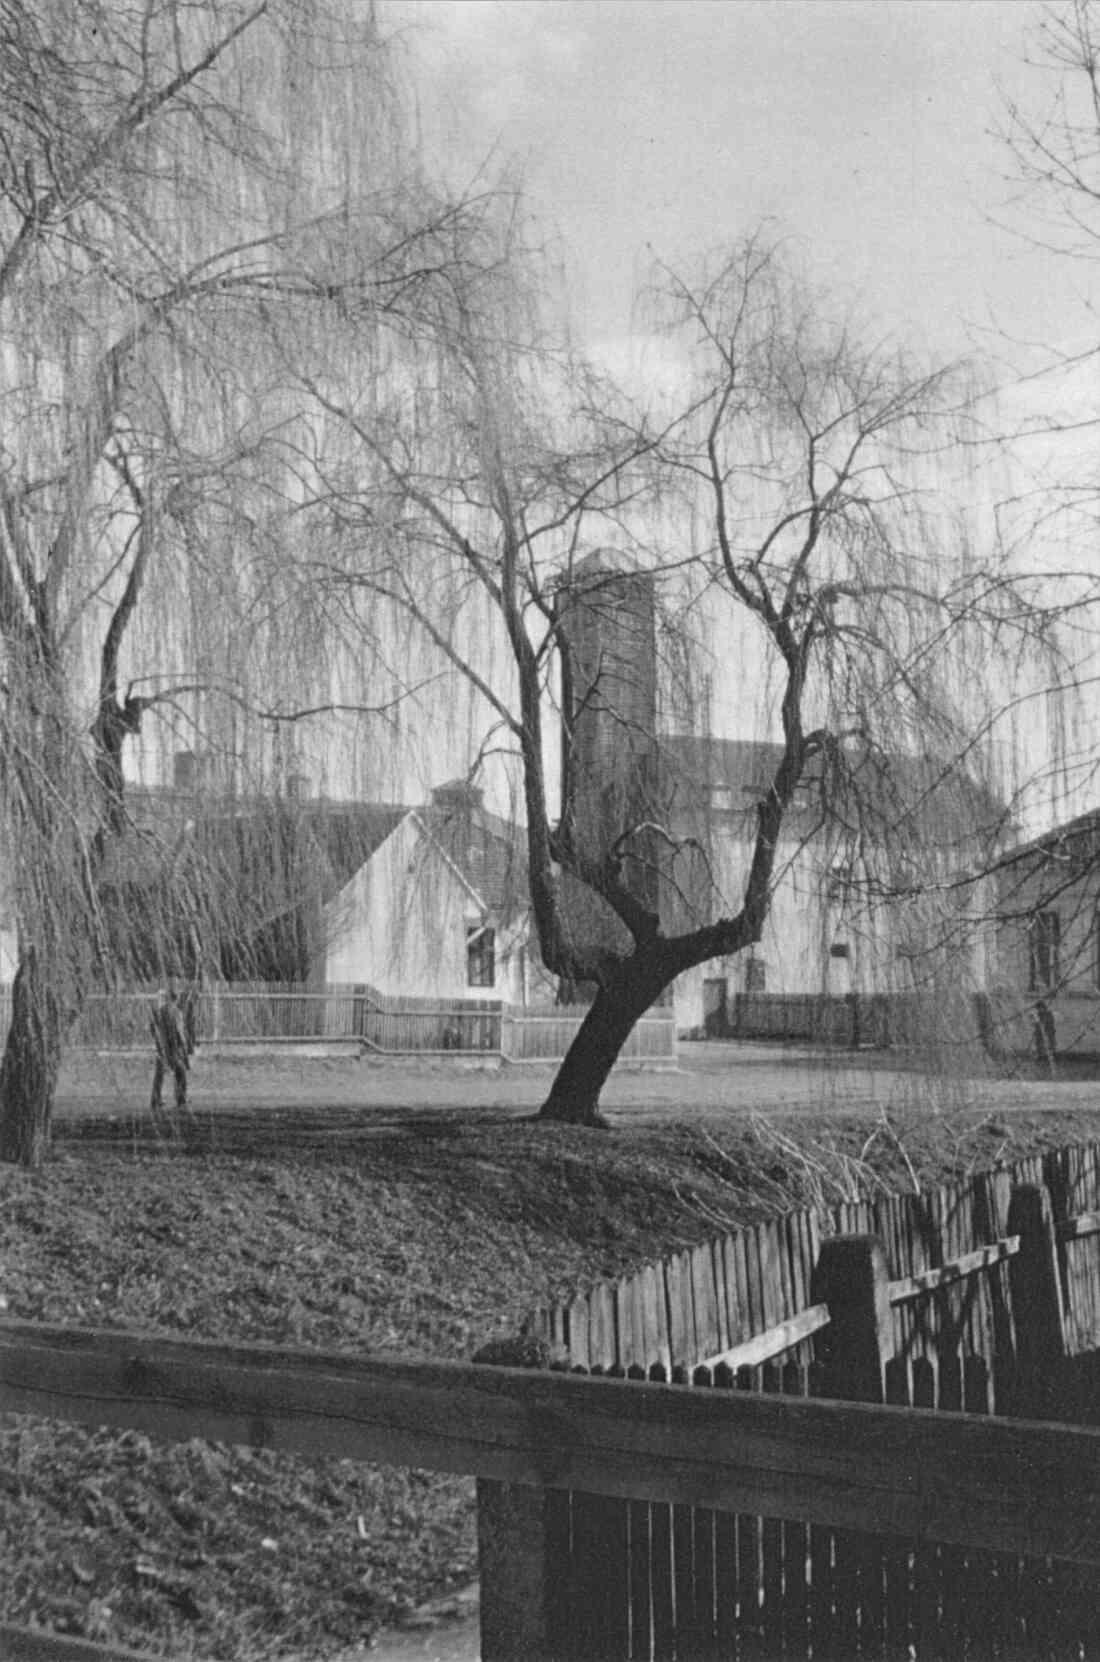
[3,1043,1100,1660]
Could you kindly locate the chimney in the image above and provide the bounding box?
[431,779,483,812]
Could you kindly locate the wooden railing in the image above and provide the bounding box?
[2,1317,1098,1566]
[3,1308,1100,1662]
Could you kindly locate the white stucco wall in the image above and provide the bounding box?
[989,855,1100,1054]
[321,814,530,1003]
[670,830,988,1033]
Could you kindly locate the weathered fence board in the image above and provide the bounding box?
[520,1143,1100,1657]
[1,983,677,1062]
[4,1319,1100,1565]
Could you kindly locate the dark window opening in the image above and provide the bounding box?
[826,863,857,903]
[829,942,850,960]
[1028,912,1060,994]
[702,977,728,1037]
[466,925,496,988]
[745,956,766,992]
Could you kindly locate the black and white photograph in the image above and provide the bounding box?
[2,3,1100,1657]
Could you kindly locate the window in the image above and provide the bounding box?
[466,925,496,988]
[1028,912,1060,994]
[745,956,766,992]
[829,942,850,960]
[702,977,728,1036]
[826,862,857,903]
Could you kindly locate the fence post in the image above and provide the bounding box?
[1007,1182,1068,1417]
[474,1334,559,1661]
[811,1234,893,1403]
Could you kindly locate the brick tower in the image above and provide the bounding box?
[557,550,659,912]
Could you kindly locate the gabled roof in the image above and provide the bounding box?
[114,781,532,919]
[661,735,1011,851]
[994,805,1100,873]
[117,787,408,901]
[416,788,528,920]
[297,803,409,893]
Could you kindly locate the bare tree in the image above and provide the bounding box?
[936,0,1100,1060]
[295,223,1031,1125]
[0,0,497,1165]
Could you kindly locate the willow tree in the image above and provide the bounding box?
[994,0,1100,804]
[0,0,494,1166]
[294,222,1031,1124]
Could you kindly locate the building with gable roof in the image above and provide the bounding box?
[82,769,541,1003]
[320,779,544,1005]
[985,805,1100,1057]
[659,733,1011,1034]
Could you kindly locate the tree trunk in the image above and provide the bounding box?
[539,972,663,1127]
[0,948,64,1169]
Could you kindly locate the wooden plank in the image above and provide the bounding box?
[615,1277,638,1374]
[779,1361,811,1658]
[745,1225,765,1342]
[580,1292,629,1659]
[667,1250,696,1369]
[698,1304,831,1372]
[686,1366,719,1657]
[775,1213,795,1324]
[888,1238,1021,1305]
[812,1237,892,1403]
[910,1356,942,1653]
[784,1213,808,1328]
[587,1283,617,1371]
[1008,1183,1069,1416]
[882,1358,914,1659]
[711,1364,739,1657]
[757,1220,781,1333]
[759,1363,784,1657]
[645,1261,672,1374]
[724,1229,752,1347]
[710,1238,730,1357]
[735,1366,765,1661]
[477,1479,557,1662]
[4,1319,1100,1565]
[690,1243,722,1363]
[566,1293,590,1370]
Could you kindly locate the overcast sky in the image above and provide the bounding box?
[392,0,1089,378]
[382,1,1100,823]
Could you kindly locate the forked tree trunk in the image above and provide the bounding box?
[539,970,666,1127]
[0,948,65,1169]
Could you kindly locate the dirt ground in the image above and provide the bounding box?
[5,1040,1100,1661]
[52,1036,1100,1127]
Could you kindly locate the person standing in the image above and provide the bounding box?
[150,987,192,1123]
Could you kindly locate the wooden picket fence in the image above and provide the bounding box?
[502,1143,1100,1659]
[0,984,677,1064]
[724,990,987,1051]
[4,1147,1100,1660]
